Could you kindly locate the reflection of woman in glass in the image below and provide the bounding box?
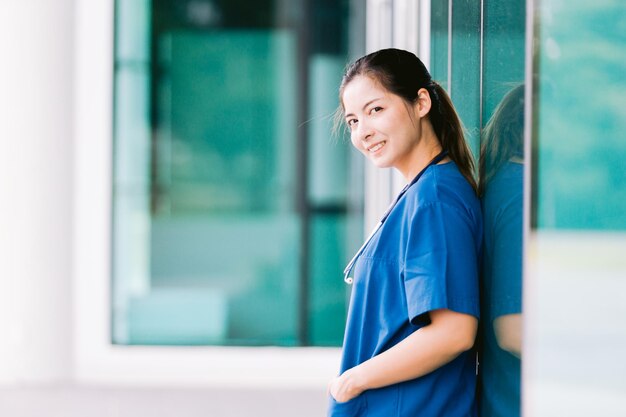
[327,48,482,417]
[478,84,525,417]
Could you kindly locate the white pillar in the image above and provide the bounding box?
[0,0,75,383]
[363,0,427,228]
[363,0,395,230]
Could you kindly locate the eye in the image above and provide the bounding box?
[370,106,383,114]
[346,118,358,128]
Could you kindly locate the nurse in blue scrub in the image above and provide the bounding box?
[328,48,482,417]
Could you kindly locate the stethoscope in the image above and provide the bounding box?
[343,150,449,284]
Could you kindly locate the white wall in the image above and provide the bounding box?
[0,0,75,384]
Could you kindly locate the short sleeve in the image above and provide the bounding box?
[403,201,480,327]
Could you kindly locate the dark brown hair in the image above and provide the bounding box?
[478,84,525,196]
[339,48,477,193]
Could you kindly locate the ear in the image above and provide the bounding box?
[413,88,432,118]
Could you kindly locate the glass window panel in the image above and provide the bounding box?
[481,0,526,121]
[431,2,527,416]
[430,0,449,89]
[306,48,363,346]
[116,0,151,62]
[479,2,526,417]
[309,214,349,346]
[534,0,626,230]
[112,0,363,346]
[451,0,481,156]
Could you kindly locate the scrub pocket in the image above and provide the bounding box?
[363,385,400,416]
[328,394,367,416]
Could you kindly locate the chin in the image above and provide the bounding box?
[369,156,392,169]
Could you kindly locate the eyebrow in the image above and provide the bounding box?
[344,97,383,118]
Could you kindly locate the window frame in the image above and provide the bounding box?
[72,0,341,388]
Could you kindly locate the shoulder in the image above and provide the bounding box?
[406,162,479,213]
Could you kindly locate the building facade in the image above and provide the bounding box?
[1,0,625,416]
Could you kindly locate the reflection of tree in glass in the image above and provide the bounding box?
[478,84,524,417]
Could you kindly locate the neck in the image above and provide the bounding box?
[397,125,445,182]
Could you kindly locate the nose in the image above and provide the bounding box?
[355,119,374,143]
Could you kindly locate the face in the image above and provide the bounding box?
[342,75,428,175]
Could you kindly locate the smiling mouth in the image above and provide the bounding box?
[368,141,386,153]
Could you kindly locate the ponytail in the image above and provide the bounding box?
[427,82,478,193]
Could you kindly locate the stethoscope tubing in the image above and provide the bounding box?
[343,151,449,284]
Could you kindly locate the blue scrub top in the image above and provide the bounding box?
[329,161,482,417]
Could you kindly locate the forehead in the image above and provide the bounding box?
[342,76,390,111]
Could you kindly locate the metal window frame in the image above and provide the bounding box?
[521,0,535,415]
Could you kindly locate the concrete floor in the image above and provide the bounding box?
[0,385,329,417]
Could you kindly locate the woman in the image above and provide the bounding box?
[328,48,482,416]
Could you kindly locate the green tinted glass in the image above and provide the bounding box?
[534,0,626,230]
[430,0,450,91]
[112,0,362,346]
[432,2,527,416]
[451,0,481,157]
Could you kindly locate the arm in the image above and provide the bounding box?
[493,313,522,358]
[329,308,478,403]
